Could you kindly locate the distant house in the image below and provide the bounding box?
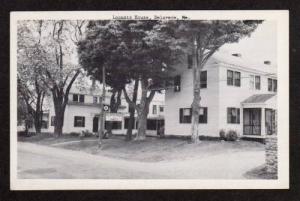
[164,51,277,139]
[27,84,165,136]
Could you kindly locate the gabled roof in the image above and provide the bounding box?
[210,51,277,75]
[242,94,275,104]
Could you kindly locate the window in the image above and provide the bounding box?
[73,94,85,103]
[147,119,157,130]
[249,75,255,89]
[198,107,208,123]
[51,116,55,126]
[234,71,241,86]
[227,70,234,85]
[174,75,181,92]
[268,78,277,92]
[227,108,240,124]
[79,95,85,103]
[124,117,137,129]
[105,121,122,129]
[93,96,98,103]
[255,76,260,90]
[159,106,164,112]
[200,71,207,88]
[187,54,193,69]
[179,108,192,123]
[152,105,157,115]
[74,116,85,127]
[73,94,78,102]
[227,70,241,87]
[273,79,277,92]
[41,113,49,129]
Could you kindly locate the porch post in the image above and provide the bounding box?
[261,107,266,137]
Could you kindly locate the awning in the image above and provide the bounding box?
[242,94,275,104]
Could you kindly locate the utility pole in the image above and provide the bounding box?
[98,66,106,148]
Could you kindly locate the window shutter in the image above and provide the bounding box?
[83,117,85,127]
[227,108,231,123]
[237,109,240,124]
[179,108,183,123]
[204,107,207,123]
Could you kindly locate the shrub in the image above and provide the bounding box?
[225,130,238,141]
[219,129,226,140]
[69,132,80,137]
[80,130,94,138]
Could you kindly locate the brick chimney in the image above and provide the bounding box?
[264,60,271,65]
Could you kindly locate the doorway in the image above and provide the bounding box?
[93,117,99,132]
[243,108,261,135]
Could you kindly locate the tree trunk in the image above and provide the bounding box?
[136,108,148,140]
[126,79,139,141]
[106,89,122,138]
[54,109,65,136]
[191,40,201,143]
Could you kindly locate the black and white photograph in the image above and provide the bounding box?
[10,11,289,190]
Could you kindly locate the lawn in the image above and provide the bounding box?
[18,133,264,163]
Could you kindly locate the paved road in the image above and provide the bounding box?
[18,142,265,179]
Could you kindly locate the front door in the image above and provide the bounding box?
[243,108,261,135]
[93,117,99,132]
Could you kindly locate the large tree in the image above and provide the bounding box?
[157,20,262,143]
[78,20,179,140]
[17,21,49,134]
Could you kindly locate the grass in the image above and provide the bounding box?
[18,133,265,162]
[244,165,277,179]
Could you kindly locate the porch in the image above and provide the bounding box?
[241,94,277,138]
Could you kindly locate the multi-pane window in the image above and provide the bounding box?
[124,117,137,129]
[147,119,157,130]
[187,54,193,69]
[227,70,241,87]
[234,71,241,86]
[73,94,78,102]
[93,96,98,103]
[200,71,207,88]
[227,70,234,85]
[268,78,277,92]
[174,75,181,92]
[198,107,208,123]
[73,94,85,103]
[74,116,85,127]
[179,107,208,124]
[152,105,157,115]
[159,106,164,112]
[255,76,261,90]
[249,75,255,89]
[105,121,122,130]
[179,108,192,123]
[51,116,55,126]
[227,108,240,124]
[79,95,84,103]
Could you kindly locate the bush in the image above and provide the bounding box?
[225,130,238,141]
[69,132,81,137]
[80,130,94,138]
[219,129,226,140]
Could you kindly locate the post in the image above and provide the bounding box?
[98,66,106,148]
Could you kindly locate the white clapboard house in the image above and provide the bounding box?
[164,51,277,139]
[27,84,165,136]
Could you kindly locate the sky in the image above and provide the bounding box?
[220,21,277,65]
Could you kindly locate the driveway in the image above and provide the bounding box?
[18,142,265,179]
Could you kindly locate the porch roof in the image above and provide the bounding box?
[242,94,275,104]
